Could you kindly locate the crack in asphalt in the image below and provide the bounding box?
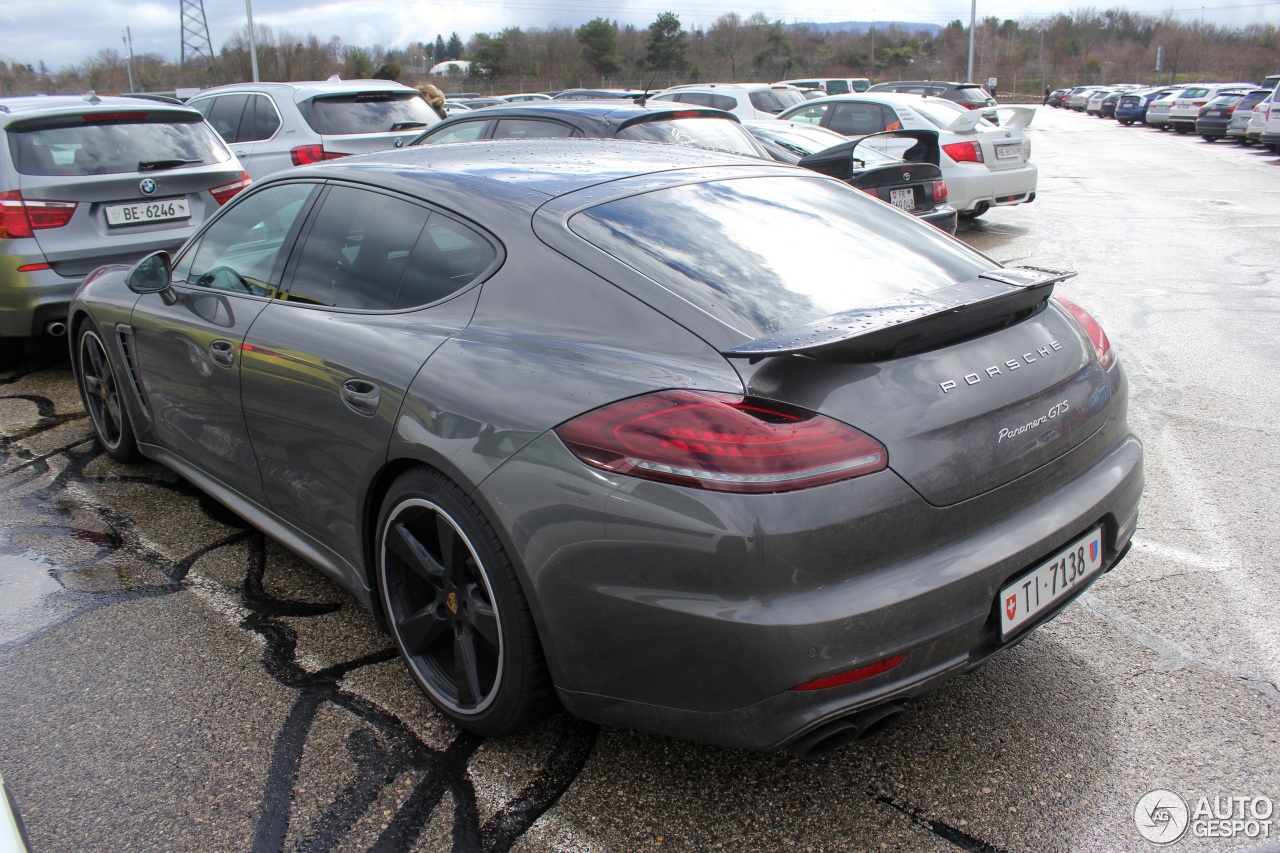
[869,786,1010,852]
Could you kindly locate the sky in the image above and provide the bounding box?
[3,0,1280,72]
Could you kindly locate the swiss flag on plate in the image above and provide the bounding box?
[1005,594,1018,621]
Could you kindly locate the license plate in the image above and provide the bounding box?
[999,527,1104,638]
[105,198,190,226]
[889,188,915,210]
[995,143,1020,160]
[1204,110,1223,117]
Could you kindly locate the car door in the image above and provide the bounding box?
[239,183,495,567]
[128,181,317,502]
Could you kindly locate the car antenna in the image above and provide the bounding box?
[636,73,657,107]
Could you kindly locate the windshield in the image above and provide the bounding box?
[298,92,440,134]
[570,175,988,336]
[7,113,230,176]
[617,117,762,158]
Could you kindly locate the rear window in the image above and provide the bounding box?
[1206,95,1242,106]
[570,175,987,336]
[954,87,993,104]
[748,89,805,113]
[1238,91,1271,110]
[1179,88,1210,98]
[911,99,995,130]
[617,117,762,158]
[297,92,440,134]
[7,113,230,176]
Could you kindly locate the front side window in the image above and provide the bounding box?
[782,103,829,125]
[492,119,578,139]
[178,183,314,296]
[417,121,487,144]
[827,102,893,135]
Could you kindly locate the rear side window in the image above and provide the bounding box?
[825,80,850,94]
[242,94,281,141]
[198,95,249,142]
[826,103,894,135]
[298,92,439,134]
[7,113,231,176]
[617,117,762,157]
[748,89,805,113]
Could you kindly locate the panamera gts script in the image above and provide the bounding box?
[939,339,1063,394]
[998,399,1069,444]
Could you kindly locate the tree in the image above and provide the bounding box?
[373,61,400,81]
[434,34,446,63]
[446,32,465,60]
[753,19,795,77]
[469,30,520,78]
[343,46,374,78]
[645,11,686,72]
[576,18,621,75]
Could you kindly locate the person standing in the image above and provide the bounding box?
[1043,84,1052,104]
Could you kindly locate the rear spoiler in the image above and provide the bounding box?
[797,129,940,177]
[944,105,1036,132]
[721,265,1076,363]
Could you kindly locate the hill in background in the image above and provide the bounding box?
[788,20,944,36]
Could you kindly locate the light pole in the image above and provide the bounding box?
[245,0,260,82]
[122,27,135,92]
[967,0,977,82]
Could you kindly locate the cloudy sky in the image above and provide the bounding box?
[3,0,1279,71]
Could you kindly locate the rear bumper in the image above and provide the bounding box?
[919,204,958,234]
[0,255,81,338]
[945,161,1038,214]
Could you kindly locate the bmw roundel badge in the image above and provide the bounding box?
[139,178,157,195]
[395,138,404,148]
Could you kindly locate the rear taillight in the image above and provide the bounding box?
[0,190,77,239]
[942,141,983,163]
[1055,296,1114,369]
[210,171,252,206]
[290,145,349,166]
[555,389,888,494]
[931,179,948,201]
[962,102,982,110]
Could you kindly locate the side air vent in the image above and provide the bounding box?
[115,325,150,417]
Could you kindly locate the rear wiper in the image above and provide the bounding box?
[138,158,202,171]
[390,121,429,131]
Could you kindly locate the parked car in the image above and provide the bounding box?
[186,78,440,180]
[0,93,250,366]
[551,89,645,101]
[68,138,1142,755]
[500,93,553,103]
[776,92,1037,217]
[1226,89,1273,144]
[1047,88,1069,107]
[1097,90,1125,118]
[866,80,998,123]
[743,120,957,232]
[776,77,871,94]
[1167,83,1255,134]
[442,101,472,115]
[1262,85,1280,151]
[409,100,769,160]
[1114,88,1176,126]
[1194,93,1248,141]
[650,83,808,119]
[1244,92,1272,145]
[457,97,506,109]
[1143,90,1180,128]
[1084,89,1114,116]
[1065,86,1107,111]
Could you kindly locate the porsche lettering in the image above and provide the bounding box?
[939,340,1062,393]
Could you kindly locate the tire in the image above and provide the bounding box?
[76,322,138,462]
[1120,120,1132,126]
[1174,124,1189,134]
[1201,135,1218,142]
[376,468,552,737]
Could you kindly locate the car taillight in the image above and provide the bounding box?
[942,140,983,163]
[1055,296,1114,369]
[290,145,348,166]
[792,654,907,691]
[962,102,982,110]
[555,389,888,494]
[0,190,77,239]
[931,179,948,201]
[210,171,252,206]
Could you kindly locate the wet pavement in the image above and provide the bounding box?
[2,108,1279,852]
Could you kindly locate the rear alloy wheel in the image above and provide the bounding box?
[376,468,551,736]
[76,323,138,462]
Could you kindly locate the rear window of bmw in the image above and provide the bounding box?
[570,175,988,336]
[6,112,231,176]
[297,92,440,134]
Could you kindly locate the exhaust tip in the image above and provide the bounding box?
[45,320,67,337]
[786,703,905,759]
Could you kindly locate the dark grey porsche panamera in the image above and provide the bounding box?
[68,139,1142,756]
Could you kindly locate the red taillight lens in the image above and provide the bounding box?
[942,141,983,163]
[290,145,348,166]
[1054,296,1114,369]
[210,171,252,206]
[17,262,52,272]
[555,390,888,494]
[931,179,948,201]
[792,654,907,691]
[0,190,77,239]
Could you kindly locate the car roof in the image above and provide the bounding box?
[188,78,418,100]
[276,138,789,211]
[0,93,203,127]
[660,82,800,92]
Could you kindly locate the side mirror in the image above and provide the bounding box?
[125,251,173,295]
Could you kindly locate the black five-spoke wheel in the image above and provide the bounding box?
[77,323,137,462]
[377,469,550,735]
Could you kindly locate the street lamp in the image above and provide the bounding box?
[245,0,260,82]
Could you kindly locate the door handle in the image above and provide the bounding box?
[340,378,381,416]
[209,339,236,367]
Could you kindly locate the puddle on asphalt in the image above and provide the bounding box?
[0,551,63,645]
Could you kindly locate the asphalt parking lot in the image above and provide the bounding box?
[2,105,1279,852]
